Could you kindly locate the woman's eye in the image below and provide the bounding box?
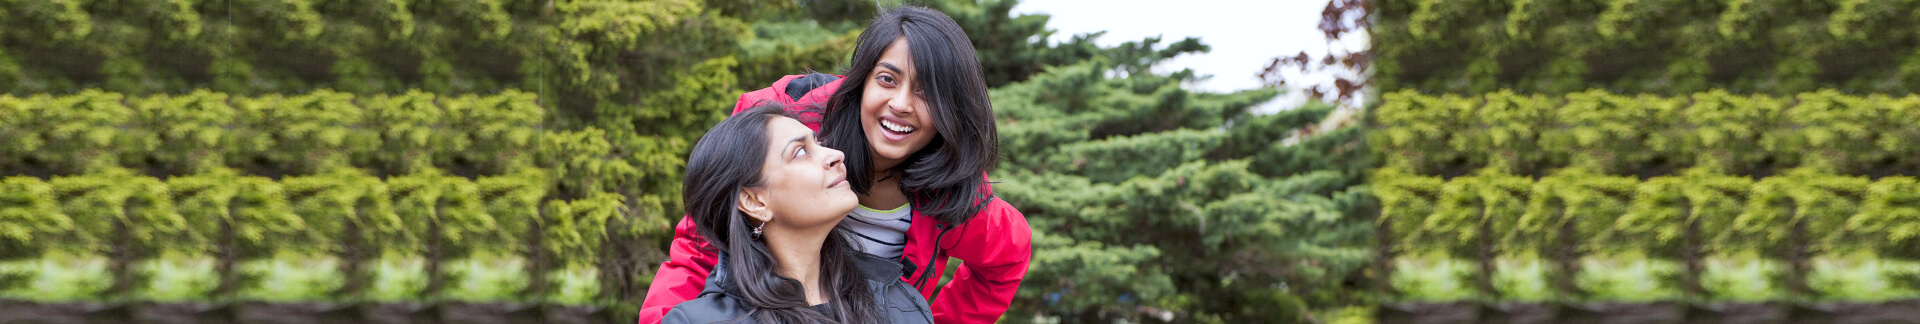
[878,75,894,85]
[795,147,808,158]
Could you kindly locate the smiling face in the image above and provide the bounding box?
[858,37,940,172]
[750,116,858,230]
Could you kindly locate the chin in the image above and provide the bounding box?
[876,150,907,161]
[865,139,906,161]
[830,200,859,215]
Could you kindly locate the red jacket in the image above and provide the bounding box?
[638,74,1033,324]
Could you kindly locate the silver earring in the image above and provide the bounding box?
[752,221,765,240]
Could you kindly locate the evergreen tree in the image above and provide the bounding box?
[992,54,1370,322]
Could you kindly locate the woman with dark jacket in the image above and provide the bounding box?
[663,104,932,324]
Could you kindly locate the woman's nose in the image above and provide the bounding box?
[823,147,845,170]
[888,89,915,114]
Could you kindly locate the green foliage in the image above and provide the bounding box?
[1617,169,1752,260]
[1520,168,1636,252]
[390,169,496,260]
[1377,0,1920,95]
[0,91,140,175]
[541,193,625,268]
[1370,91,1475,176]
[1372,168,1442,254]
[127,90,235,175]
[169,169,304,258]
[1681,91,1791,175]
[281,167,400,300]
[47,167,182,298]
[1782,91,1920,175]
[1853,177,1920,260]
[0,1,755,264]
[993,53,1369,320]
[0,91,632,305]
[1734,168,1869,256]
[1380,165,1920,303]
[283,169,405,256]
[226,90,370,176]
[1544,92,1686,175]
[1430,170,1530,257]
[1375,91,1920,177]
[1520,168,1637,299]
[167,168,303,299]
[536,128,639,201]
[50,168,184,256]
[0,177,69,261]
[0,0,549,95]
[735,21,858,90]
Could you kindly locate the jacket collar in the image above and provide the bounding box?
[701,250,905,298]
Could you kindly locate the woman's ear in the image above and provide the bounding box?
[737,187,773,223]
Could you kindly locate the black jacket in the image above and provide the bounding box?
[661,251,935,324]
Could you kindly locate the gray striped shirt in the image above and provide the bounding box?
[845,204,913,260]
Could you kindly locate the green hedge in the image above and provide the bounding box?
[1373,90,1920,178]
[1373,90,1920,303]
[1376,166,1920,303]
[1375,0,1920,95]
[0,91,641,306]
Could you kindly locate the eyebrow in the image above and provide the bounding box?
[877,62,903,76]
[783,133,810,157]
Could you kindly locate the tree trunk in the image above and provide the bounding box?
[1554,206,1585,300]
[598,212,652,305]
[598,217,625,303]
[1474,203,1499,301]
[107,210,136,298]
[425,206,444,301]
[1375,210,1399,299]
[1680,200,1705,301]
[523,208,549,304]
[336,209,366,300]
[1785,205,1811,301]
[216,202,239,301]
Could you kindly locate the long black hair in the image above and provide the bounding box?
[818,6,1000,226]
[682,104,879,323]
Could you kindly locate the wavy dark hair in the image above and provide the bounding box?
[682,104,879,323]
[817,6,1000,226]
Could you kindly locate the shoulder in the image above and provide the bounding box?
[967,174,1026,222]
[966,195,1029,236]
[662,294,753,324]
[931,192,1032,266]
[870,278,937,323]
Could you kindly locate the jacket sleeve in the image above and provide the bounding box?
[931,198,1033,324]
[637,215,718,324]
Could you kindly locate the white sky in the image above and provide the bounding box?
[1012,0,1331,93]
[1011,0,1367,109]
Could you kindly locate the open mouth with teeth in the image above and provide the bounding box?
[880,118,917,135]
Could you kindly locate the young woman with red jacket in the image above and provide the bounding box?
[639,6,1032,324]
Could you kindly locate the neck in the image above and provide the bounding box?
[872,153,905,174]
[858,169,909,211]
[762,225,834,305]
